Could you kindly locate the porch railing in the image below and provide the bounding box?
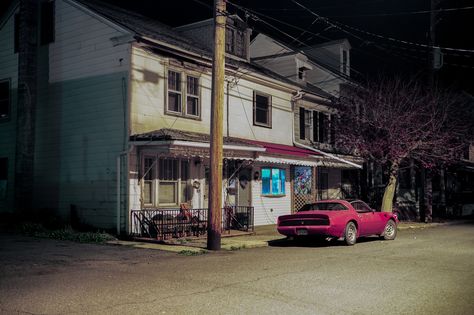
[129,206,254,240]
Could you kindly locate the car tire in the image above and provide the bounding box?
[382,220,397,240]
[344,222,357,246]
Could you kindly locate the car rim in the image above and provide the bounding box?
[347,225,356,242]
[385,223,394,237]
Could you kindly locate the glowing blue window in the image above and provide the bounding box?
[261,168,285,195]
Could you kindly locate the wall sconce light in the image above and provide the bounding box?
[253,171,260,180]
[194,157,202,166]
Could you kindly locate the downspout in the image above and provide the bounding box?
[117,145,134,235]
[290,91,362,169]
[226,81,230,137]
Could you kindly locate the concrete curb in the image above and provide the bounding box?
[107,220,470,254]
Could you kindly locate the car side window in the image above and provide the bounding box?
[353,202,371,213]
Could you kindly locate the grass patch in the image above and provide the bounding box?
[229,244,247,251]
[20,224,116,244]
[178,249,207,256]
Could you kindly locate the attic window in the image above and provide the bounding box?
[298,67,308,80]
[40,1,55,45]
[225,26,247,58]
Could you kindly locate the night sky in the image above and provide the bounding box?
[2,0,473,92]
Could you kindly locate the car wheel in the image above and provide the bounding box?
[344,222,357,246]
[382,220,397,240]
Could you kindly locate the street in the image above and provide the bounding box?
[1,223,473,315]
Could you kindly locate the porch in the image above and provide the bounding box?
[129,206,254,241]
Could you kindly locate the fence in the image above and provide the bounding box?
[130,206,254,240]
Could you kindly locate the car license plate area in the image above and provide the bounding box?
[296,228,308,236]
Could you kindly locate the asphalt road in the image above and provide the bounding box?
[1,223,473,315]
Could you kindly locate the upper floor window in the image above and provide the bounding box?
[0,80,11,120]
[261,167,285,196]
[40,1,55,45]
[167,70,200,119]
[299,108,332,144]
[253,91,271,128]
[186,76,200,117]
[225,22,247,59]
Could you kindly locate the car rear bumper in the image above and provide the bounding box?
[277,226,340,238]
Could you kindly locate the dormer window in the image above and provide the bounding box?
[225,18,248,59]
[296,58,312,83]
[298,67,305,80]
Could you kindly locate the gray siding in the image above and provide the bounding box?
[50,0,131,83]
[34,72,128,228]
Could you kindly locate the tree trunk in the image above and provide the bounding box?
[381,163,399,212]
[424,171,433,223]
[439,169,446,217]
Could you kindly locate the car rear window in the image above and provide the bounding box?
[299,202,348,211]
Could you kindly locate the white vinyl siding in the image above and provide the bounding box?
[252,164,291,226]
[49,0,131,83]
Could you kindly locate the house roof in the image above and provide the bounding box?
[76,0,211,57]
[76,1,331,99]
[130,128,258,148]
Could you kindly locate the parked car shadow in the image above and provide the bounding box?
[268,236,383,247]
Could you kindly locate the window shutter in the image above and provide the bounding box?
[299,107,305,140]
[319,112,328,143]
[313,111,318,142]
[330,115,336,145]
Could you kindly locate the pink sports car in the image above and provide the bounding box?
[277,199,399,245]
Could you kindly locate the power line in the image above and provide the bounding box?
[327,6,474,18]
[290,0,474,54]
[227,0,366,80]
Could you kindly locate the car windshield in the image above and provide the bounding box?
[299,202,348,211]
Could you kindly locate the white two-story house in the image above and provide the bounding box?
[0,0,359,237]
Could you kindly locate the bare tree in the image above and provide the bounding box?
[336,78,473,213]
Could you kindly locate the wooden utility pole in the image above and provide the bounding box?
[207,0,226,250]
[15,0,38,214]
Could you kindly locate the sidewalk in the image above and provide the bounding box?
[107,220,465,254]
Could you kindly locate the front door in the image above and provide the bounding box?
[237,168,251,207]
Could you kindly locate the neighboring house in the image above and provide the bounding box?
[250,33,363,210]
[0,0,360,236]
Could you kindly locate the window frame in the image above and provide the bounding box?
[225,25,247,58]
[253,91,272,128]
[141,156,191,207]
[185,75,200,118]
[311,110,333,144]
[166,69,201,120]
[261,167,286,196]
[0,79,11,121]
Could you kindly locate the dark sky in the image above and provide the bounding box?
[2,0,473,92]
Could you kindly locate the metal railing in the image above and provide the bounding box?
[130,206,254,240]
